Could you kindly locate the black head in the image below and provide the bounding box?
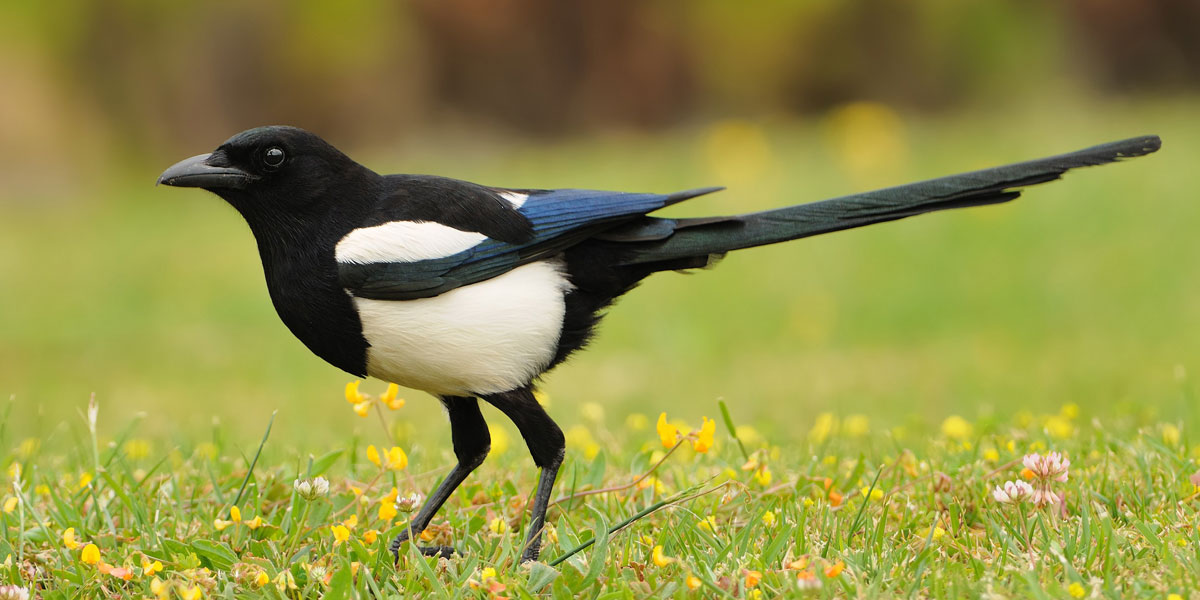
[158,126,375,221]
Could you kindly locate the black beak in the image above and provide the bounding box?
[157,153,255,189]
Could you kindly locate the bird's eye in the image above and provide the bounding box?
[263,147,286,169]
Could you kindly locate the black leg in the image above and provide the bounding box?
[390,396,490,559]
[483,386,565,563]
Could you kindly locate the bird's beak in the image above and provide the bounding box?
[157,153,254,189]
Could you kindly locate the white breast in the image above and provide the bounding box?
[352,259,574,397]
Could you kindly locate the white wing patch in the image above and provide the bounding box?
[354,259,573,396]
[498,191,528,208]
[335,221,486,264]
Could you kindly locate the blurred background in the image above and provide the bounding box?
[1,0,1197,449]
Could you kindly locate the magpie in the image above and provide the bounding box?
[158,126,1159,562]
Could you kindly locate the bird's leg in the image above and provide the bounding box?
[483,387,565,563]
[390,396,490,560]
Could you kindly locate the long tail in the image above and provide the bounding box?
[609,135,1161,268]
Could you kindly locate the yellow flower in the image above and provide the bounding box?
[488,517,507,534]
[1163,424,1182,447]
[657,413,680,448]
[331,524,351,545]
[761,511,777,527]
[142,557,163,577]
[380,383,405,410]
[363,529,379,545]
[489,424,511,454]
[1061,403,1080,419]
[124,439,152,460]
[195,443,218,460]
[352,401,372,418]
[824,560,845,578]
[384,447,408,470]
[940,416,974,440]
[626,413,648,431]
[2,497,17,514]
[983,448,1000,463]
[651,545,673,567]
[345,381,365,404]
[81,543,101,565]
[367,445,407,470]
[1044,415,1074,439]
[63,527,82,550]
[6,462,20,481]
[1167,594,1183,600]
[229,506,242,522]
[697,515,717,533]
[255,570,269,587]
[692,416,716,453]
[809,412,838,443]
[754,466,772,487]
[342,514,358,530]
[1068,582,1086,598]
[843,414,870,437]
[686,575,702,591]
[246,516,263,529]
[34,485,49,496]
[921,526,946,541]
[77,472,93,490]
[17,438,39,459]
[786,557,810,570]
[468,566,500,590]
[180,585,203,600]
[213,519,233,531]
[859,487,884,501]
[274,569,298,591]
[744,570,762,588]
[379,487,399,521]
[150,577,168,598]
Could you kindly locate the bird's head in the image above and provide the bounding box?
[158,126,374,222]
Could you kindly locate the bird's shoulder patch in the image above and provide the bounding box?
[335,221,485,265]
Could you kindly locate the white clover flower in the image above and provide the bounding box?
[992,480,1034,504]
[1022,452,1070,482]
[293,476,330,501]
[0,585,30,600]
[1031,488,1060,508]
[395,491,423,513]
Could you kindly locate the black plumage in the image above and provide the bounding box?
[158,126,1160,562]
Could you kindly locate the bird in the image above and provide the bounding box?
[158,126,1159,562]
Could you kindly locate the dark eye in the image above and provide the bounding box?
[263,147,286,169]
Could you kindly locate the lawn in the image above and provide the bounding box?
[0,98,1198,597]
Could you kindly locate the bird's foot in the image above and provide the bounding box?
[390,529,457,560]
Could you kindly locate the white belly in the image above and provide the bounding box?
[352,260,573,396]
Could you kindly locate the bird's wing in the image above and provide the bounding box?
[336,177,721,300]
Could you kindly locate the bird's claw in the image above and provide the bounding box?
[390,530,457,560]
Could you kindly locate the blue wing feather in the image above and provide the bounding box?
[339,187,721,300]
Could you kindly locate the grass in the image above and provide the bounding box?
[1,97,1199,596]
[2,392,1200,597]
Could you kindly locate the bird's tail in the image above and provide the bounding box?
[608,135,1161,269]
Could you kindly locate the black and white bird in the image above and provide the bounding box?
[158,127,1159,562]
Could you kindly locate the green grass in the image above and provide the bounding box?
[2,394,1199,597]
[1,97,1199,596]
